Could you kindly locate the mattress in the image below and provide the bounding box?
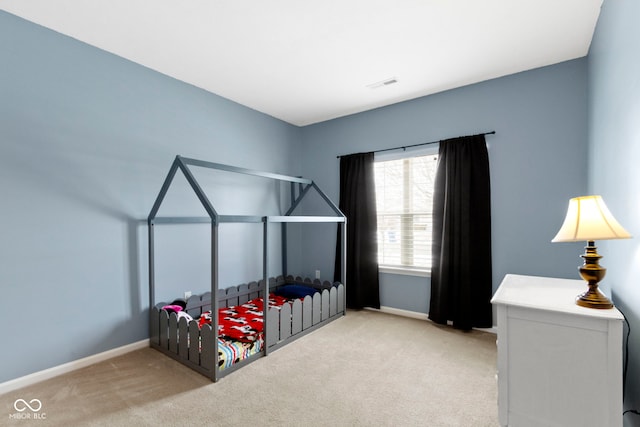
[198,294,292,370]
[217,337,263,370]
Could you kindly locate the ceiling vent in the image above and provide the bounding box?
[366,77,398,89]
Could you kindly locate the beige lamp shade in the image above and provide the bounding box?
[552,195,631,242]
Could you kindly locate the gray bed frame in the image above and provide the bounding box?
[147,155,347,382]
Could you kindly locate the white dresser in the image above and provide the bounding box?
[491,274,623,427]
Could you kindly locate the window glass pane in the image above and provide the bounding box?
[374,154,438,270]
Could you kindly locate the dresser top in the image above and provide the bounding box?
[491,274,623,320]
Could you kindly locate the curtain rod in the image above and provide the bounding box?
[336,130,495,159]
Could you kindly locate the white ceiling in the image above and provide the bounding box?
[1,0,602,126]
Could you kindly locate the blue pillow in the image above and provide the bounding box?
[274,284,318,299]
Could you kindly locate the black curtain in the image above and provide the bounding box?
[428,135,492,330]
[334,152,380,309]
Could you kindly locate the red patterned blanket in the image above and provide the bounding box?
[198,294,290,342]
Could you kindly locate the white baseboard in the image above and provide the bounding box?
[375,305,430,321]
[474,325,498,334]
[369,306,497,334]
[0,339,149,395]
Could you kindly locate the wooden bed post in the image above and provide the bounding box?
[211,220,219,382]
[263,217,270,356]
[148,218,155,334]
[281,222,287,278]
[342,219,347,313]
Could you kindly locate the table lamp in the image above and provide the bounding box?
[552,195,631,309]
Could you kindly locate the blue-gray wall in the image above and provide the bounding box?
[0,12,301,383]
[588,0,640,419]
[300,59,589,314]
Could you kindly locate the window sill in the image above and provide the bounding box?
[379,266,431,278]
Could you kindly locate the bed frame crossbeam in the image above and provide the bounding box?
[151,215,345,225]
[180,156,313,185]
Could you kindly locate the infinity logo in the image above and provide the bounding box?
[13,399,42,412]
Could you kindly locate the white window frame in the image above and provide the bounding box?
[374,145,438,277]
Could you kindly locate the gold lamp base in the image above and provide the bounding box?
[575,287,613,309]
[576,241,613,309]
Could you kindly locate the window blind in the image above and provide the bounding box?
[374,154,438,270]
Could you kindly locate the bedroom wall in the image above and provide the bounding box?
[0,12,302,384]
[588,0,640,419]
[299,58,589,315]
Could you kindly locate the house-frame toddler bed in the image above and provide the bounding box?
[148,155,346,382]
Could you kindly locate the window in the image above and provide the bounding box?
[374,152,438,274]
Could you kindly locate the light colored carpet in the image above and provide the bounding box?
[2,310,498,426]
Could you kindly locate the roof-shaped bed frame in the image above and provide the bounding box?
[148,155,346,381]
